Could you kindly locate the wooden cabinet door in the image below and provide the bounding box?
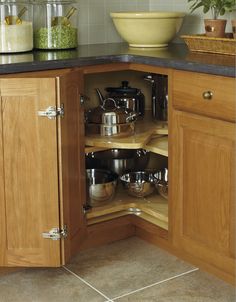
[56,70,87,264]
[171,110,235,280]
[0,70,86,267]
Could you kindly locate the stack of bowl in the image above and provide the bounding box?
[120,168,168,199]
[153,168,168,199]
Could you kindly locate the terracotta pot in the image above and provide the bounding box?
[232,20,236,39]
[204,19,227,38]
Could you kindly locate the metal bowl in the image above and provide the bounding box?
[86,169,118,206]
[120,171,155,198]
[86,149,150,175]
[153,168,168,199]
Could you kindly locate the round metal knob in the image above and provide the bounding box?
[202,91,213,100]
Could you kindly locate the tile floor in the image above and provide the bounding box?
[0,237,235,302]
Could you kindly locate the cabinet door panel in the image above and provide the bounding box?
[0,78,61,266]
[171,110,235,276]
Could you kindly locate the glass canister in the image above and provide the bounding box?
[0,0,33,53]
[33,0,78,50]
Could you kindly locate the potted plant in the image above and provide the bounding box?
[188,0,236,37]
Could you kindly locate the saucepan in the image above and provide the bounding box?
[85,98,138,137]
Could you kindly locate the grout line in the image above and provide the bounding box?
[112,268,199,301]
[62,266,112,301]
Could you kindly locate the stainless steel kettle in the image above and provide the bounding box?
[100,81,145,117]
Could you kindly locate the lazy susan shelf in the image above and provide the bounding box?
[85,114,168,154]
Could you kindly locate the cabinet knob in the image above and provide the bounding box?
[202,91,213,100]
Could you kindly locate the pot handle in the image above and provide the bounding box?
[101,98,118,109]
[126,112,138,122]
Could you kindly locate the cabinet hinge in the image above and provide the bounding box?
[83,204,92,214]
[38,104,64,120]
[42,225,67,240]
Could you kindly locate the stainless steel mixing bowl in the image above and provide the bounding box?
[86,169,118,206]
[120,171,155,198]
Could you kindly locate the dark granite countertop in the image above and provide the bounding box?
[0,43,235,77]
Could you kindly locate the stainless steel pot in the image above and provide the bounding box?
[86,169,118,206]
[86,98,137,125]
[85,121,135,137]
[144,74,168,121]
[85,98,137,137]
[86,149,150,175]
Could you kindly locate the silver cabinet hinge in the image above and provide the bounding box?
[83,204,92,215]
[38,104,64,119]
[42,225,68,240]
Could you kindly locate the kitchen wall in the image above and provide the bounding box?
[78,0,236,45]
[150,0,236,43]
[78,0,150,45]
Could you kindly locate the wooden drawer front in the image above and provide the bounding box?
[172,70,236,122]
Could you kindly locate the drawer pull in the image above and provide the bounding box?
[202,91,213,100]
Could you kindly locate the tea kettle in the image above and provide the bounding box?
[100,81,145,117]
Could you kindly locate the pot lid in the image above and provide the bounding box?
[105,81,140,95]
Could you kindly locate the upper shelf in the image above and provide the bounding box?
[145,135,168,157]
[85,112,168,155]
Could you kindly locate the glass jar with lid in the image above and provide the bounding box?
[33,0,78,50]
[0,0,33,53]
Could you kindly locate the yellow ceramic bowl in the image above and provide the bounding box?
[110,11,185,48]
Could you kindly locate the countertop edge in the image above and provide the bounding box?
[0,48,235,77]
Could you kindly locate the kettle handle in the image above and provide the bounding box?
[101,98,118,109]
[95,88,105,105]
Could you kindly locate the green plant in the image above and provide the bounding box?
[188,0,236,19]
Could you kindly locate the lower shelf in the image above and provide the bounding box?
[86,185,168,230]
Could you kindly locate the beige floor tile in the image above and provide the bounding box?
[0,267,106,302]
[66,237,196,298]
[114,270,236,302]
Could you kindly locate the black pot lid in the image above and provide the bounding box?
[105,81,139,95]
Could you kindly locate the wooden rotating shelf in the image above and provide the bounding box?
[86,184,168,230]
[85,113,168,156]
[145,135,168,157]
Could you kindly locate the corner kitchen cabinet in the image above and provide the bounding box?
[170,70,236,283]
[0,63,235,285]
[0,69,87,267]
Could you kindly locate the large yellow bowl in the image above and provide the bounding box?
[110,11,185,48]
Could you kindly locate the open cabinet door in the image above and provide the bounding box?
[0,69,87,267]
[0,77,61,266]
[56,70,87,264]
